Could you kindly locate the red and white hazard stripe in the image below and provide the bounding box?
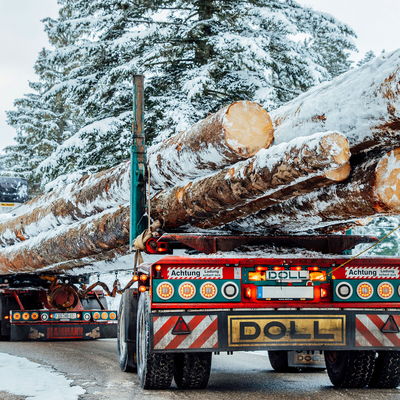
[153,315,218,350]
[355,314,400,347]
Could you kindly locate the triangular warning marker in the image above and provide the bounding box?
[172,316,191,335]
[381,315,400,333]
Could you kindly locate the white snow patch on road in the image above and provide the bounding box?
[0,353,85,400]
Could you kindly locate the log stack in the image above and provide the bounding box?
[0,49,400,273]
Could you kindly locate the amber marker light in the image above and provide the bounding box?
[157,282,174,300]
[155,265,162,271]
[133,275,139,282]
[178,282,196,300]
[140,274,148,282]
[31,312,39,320]
[248,271,266,281]
[320,288,328,298]
[13,313,21,320]
[139,285,147,293]
[377,282,394,300]
[310,271,326,281]
[244,287,252,299]
[357,282,374,300]
[93,312,100,320]
[109,312,117,320]
[22,312,30,321]
[200,282,217,300]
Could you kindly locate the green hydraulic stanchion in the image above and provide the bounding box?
[130,75,147,248]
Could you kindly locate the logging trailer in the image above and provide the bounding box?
[117,75,400,390]
[0,177,118,341]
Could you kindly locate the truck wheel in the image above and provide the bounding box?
[174,353,212,389]
[325,350,375,388]
[117,289,137,372]
[268,351,298,372]
[369,351,400,388]
[136,292,174,389]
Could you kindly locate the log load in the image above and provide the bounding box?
[0,162,130,247]
[148,101,274,190]
[0,206,129,274]
[150,131,350,229]
[228,148,400,234]
[271,50,400,155]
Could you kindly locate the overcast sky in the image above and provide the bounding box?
[0,0,399,152]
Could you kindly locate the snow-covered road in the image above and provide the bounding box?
[0,353,84,399]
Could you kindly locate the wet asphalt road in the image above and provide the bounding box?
[0,340,399,400]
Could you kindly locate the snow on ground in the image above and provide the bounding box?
[0,353,85,400]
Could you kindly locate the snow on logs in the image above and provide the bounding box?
[271,49,400,155]
[148,101,274,190]
[230,148,400,234]
[0,206,130,273]
[150,131,350,229]
[0,162,130,247]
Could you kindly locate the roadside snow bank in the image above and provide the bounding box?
[0,353,85,400]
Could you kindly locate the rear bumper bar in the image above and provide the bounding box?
[151,309,400,352]
[10,322,117,341]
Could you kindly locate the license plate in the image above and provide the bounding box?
[288,350,326,368]
[52,313,78,320]
[257,286,314,300]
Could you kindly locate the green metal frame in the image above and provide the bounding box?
[130,75,147,246]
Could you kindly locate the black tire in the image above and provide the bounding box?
[325,350,376,388]
[0,294,12,340]
[268,351,299,372]
[174,353,212,389]
[136,292,174,389]
[117,289,138,372]
[369,351,400,388]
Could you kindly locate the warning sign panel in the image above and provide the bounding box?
[228,315,346,347]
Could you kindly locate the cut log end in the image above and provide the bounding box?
[320,132,350,165]
[223,101,274,156]
[375,148,400,211]
[324,163,351,181]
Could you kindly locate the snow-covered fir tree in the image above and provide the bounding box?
[357,50,375,67]
[5,0,356,188]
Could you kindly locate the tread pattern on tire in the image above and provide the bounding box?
[325,350,376,388]
[174,353,212,389]
[369,351,400,388]
[137,293,174,390]
[117,289,137,372]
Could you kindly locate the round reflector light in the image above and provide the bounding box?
[83,312,91,321]
[31,312,39,320]
[13,312,21,321]
[377,282,394,300]
[178,282,196,300]
[41,313,49,321]
[156,282,174,300]
[336,282,353,300]
[200,282,217,300]
[221,282,239,300]
[357,282,374,300]
[22,312,30,321]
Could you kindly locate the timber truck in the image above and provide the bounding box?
[117,75,400,390]
[0,176,117,341]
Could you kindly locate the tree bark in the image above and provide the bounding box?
[148,101,274,190]
[229,148,400,234]
[271,50,400,155]
[0,206,129,274]
[150,131,350,229]
[0,162,130,247]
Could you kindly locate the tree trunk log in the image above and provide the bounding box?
[150,131,350,229]
[230,148,400,234]
[0,162,130,247]
[148,101,274,190]
[0,206,129,274]
[271,50,400,155]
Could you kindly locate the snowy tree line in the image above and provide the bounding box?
[2,0,357,192]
